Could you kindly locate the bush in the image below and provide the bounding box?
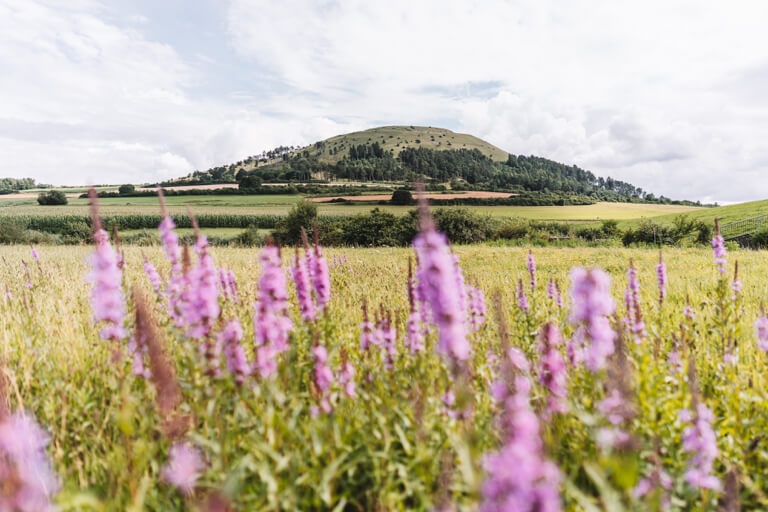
[494,220,529,240]
[60,221,91,244]
[119,184,135,195]
[233,226,265,247]
[341,209,416,246]
[272,201,318,245]
[433,208,494,244]
[390,189,413,205]
[37,190,68,205]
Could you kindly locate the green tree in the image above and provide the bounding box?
[37,190,68,205]
[390,189,413,205]
[119,184,135,195]
[273,200,318,245]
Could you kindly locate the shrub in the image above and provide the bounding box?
[390,189,413,205]
[433,208,494,244]
[233,226,266,247]
[272,201,318,245]
[494,220,529,240]
[118,184,135,195]
[37,190,68,205]
[341,209,415,246]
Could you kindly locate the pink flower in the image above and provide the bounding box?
[312,345,334,413]
[756,316,768,353]
[568,268,616,371]
[143,255,163,296]
[88,229,126,341]
[312,241,331,313]
[467,285,487,332]
[253,244,293,378]
[0,413,60,511]
[517,279,529,314]
[538,323,567,416]
[680,404,720,490]
[219,319,251,384]
[656,252,667,306]
[292,248,316,322]
[480,375,561,512]
[527,250,537,291]
[338,361,357,399]
[413,228,469,362]
[163,442,205,495]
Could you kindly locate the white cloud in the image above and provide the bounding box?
[1,0,767,202]
[227,0,768,202]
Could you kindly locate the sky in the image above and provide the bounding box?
[1,1,767,203]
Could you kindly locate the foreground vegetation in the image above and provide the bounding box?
[2,194,768,508]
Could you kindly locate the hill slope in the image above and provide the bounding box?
[313,126,509,163]
[628,198,768,227]
[165,125,701,206]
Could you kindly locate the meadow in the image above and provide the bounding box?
[0,193,701,221]
[1,198,767,509]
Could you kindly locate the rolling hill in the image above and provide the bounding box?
[164,125,703,207]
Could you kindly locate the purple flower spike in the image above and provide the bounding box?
[755,315,768,353]
[163,442,204,496]
[413,221,469,362]
[253,244,293,378]
[568,268,616,371]
[712,219,727,274]
[656,252,667,306]
[292,247,316,322]
[517,279,529,314]
[680,404,720,490]
[480,373,561,512]
[219,319,251,384]
[88,228,126,342]
[527,250,537,291]
[0,413,60,511]
[538,323,568,417]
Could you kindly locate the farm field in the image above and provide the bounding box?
[2,229,767,509]
[0,193,702,221]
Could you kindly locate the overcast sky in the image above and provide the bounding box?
[1,0,766,202]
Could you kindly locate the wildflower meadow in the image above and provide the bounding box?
[2,193,768,510]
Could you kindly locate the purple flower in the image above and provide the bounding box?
[656,252,667,306]
[143,255,163,296]
[517,279,529,314]
[625,260,645,339]
[219,319,251,384]
[413,228,469,362]
[527,250,537,291]
[88,229,126,341]
[467,285,487,332]
[253,244,293,378]
[338,361,357,399]
[568,268,616,371]
[480,375,561,512]
[546,278,556,301]
[226,269,239,303]
[712,220,727,274]
[312,345,334,413]
[311,241,331,313]
[292,248,316,322]
[680,404,720,490]
[453,254,468,316]
[177,234,220,339]
[755,316,768,353]
[406,272,425,353]
[30,244,39,262]
[163,442,204,495]
[538,323,567,417]
[0,413,60,511]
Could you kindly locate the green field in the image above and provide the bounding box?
[0,194,703,221]
[1,240,767,508]
[625,197,768,228]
